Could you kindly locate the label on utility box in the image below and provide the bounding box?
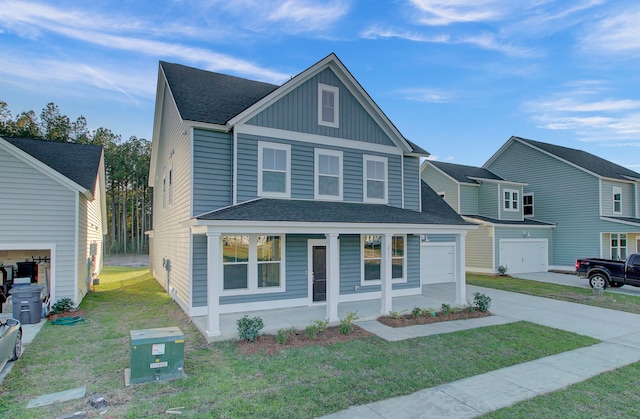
[151,343,165,355]
[150,361,168,368]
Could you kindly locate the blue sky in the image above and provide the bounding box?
[1,0,638,169]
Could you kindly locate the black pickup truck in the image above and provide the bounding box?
[575,254,640,289]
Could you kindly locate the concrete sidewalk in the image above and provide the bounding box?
[322,284,640,418]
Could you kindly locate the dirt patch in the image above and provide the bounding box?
[378,309,491,328]
[237,325,372,355]
[47,309,88,321]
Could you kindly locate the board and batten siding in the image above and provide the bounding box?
[421,165,459,212]
[236,133,404,208]
[600,179,634,217]
[0,145,78,302]
[247,68,395,147]
[150,85,193,313]
[460,185,478,215]
[487,140,601,267]
[193,129,233,215]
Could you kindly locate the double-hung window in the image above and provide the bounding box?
[318,83,339,128]
[258,142,290,198]
[222,235,283,293]
[315,149,342,200]
[503,188,519,211]
[362,234,406,283]
[611,233,627,260]
[613,187,622,214]
[523,193,534,217]
[363,155,387,203]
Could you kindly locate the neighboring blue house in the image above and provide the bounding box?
[148,54,471,338]
[485,136,640,269]
[421,160,555,274]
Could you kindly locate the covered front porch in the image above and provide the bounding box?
[193,282,462,342]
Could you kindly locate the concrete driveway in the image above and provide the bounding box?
[515,271,640,297]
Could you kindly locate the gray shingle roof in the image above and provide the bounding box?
[3,137,102,192]
[463,214,555,227]
[515,137,640,181]
[601,216,640,226]
[198,198,469,225]
[429,160,503,184]
[420,181,470,225]
[160,61,279,125]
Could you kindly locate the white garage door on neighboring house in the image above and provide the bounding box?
[421,243,455,284]
[499,239,548,274]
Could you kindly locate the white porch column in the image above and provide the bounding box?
[206,232,222,337]
[455,232,467,305]
[326,233,340,323]
[380,233,393,315]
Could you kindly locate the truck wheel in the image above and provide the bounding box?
[589,273,609,289]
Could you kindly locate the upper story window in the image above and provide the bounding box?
[258,142,291,198]
[523,193,534,217]
[318,84,339,128]
[503,188,519,211]
[613,187,622,214]
[315,149,343,200]
[363,155,388,204]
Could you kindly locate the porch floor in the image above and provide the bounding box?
[193,283,460,342]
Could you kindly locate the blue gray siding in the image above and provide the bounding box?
[600,180,634,217]
[340,234,363,294]
[460,185,478,215]
[478,183,498,218]
[498,185,523,221]
[192,234,207,307]
[247,68,395,146]
[193,129,233,215]
[403,156,420,211]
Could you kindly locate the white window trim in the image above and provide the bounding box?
[314,148,343,200]
[523,192,534,217]
[363,154,388,204]
[221,234,286,296]
[613,186,622,214]
[360,234,407,286]
[258,141,291,198]
[318,83,339,128]
[503,188,519,212]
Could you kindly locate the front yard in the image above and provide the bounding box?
[0,268,599,418]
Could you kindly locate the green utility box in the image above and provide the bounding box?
[130,327,184,384]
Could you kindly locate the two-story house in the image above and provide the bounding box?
[485,136,640,269]
[148,54,472,339]
[421,160,555,274]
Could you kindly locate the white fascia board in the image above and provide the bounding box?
[227,53,414,154]
[467,177,527,186]
[599,217,640,227]
[600,176,636,185]
[236,125,403,156]
[0,137,88,196]
[183,120,229,133]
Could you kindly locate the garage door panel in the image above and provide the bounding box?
[499,240,548,274]
[421,244,455,284]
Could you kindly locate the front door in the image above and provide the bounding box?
[312,246,327,302]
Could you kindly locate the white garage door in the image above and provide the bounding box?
[499,239,548,274]
[421,244,455,284]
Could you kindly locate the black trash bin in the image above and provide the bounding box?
[9,285,43,324]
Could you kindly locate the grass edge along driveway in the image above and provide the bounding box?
[0,268,599,418]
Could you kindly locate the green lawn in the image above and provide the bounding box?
[467,273,640,315]
[0,269,600,418]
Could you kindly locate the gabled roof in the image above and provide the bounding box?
[420,181,471,225]
[489,136,640,181]
[426,160,504,185]
[600,216,640,227]
[197,198,469,226]
[2,137,103,193]
[160,61,279,125]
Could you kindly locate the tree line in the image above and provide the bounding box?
[0,100,151,255]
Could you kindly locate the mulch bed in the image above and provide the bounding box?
[47,309,87,321]
[378,310,491,328]
[237,325,372,355]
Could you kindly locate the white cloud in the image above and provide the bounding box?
[409,0,511,26]
[398,88,453,103]
[268,0,350,32]
[580,5,640,56]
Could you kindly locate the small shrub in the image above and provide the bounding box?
[440,303,451,315]
[422,308,436,317]
[390,309,406,319]
[497,265,508,276]
[473,292,492,312]
[411,306,422,318]
[451,306,462,314]
[276,328,290,344]
[312,319,329,333]
[236,315,264,342]
[340,311,358,335]
[304,324,318,340]
[50,297,74,315]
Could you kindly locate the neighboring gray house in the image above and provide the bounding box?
[148,53,471,338]
[0,137,106,306]
[421,160,555,274]
[485,136,640,269]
